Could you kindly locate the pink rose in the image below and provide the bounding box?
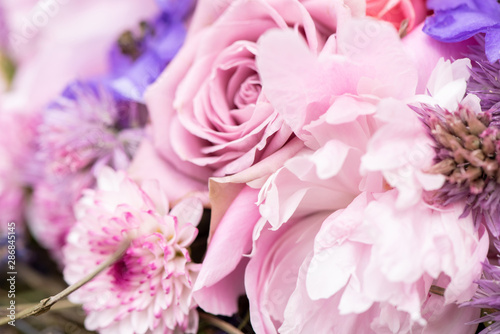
[144,0,362,189]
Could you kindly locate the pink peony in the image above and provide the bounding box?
[361,58,473,209]
[256,22,476,222]
[63,168,203,334]
[243,191,485,333]
[306,191,488,326]
[254,18,417,227]
[256,18,419,143]
[281,259,481,334]
[142,0,364,192]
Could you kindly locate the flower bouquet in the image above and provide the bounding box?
[1,0,500,333]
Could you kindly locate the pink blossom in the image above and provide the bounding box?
[256,17,419,143]
[255,18,417,227]
[143,0,362,193]
[306,191,488,326]
[63,168,203,334]
[257,140,370,231]
[243,191,485,333]
[361,58,473,208]
[281,259,481,333]
[361,98,446,209]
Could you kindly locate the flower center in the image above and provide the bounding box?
[426,106,499,194]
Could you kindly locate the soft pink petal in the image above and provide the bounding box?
[193,187,260,315]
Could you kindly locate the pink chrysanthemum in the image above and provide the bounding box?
[63,168,203,334]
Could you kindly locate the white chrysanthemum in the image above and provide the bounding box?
[63,167,203,334]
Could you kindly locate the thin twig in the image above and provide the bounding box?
[199,311,244,334]
[16,300,80,313]
[0,240,130,326]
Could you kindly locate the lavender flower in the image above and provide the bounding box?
[412,102,500,236]
[423,0,500,63]
[38,81,146,177]
[30,81,148,262]
[107,0,193,102]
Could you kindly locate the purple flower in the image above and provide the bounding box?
[467,37,500,110]
[423,0,500,63]
[30,81,148,262]
[412,101,500,236]
[38,81,147,177]
[463,241,500,333]
[107,0,193,102]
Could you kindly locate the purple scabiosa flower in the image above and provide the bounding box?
[467,37,500,111]
[412,100,500,236]
[108,0,194,102]
[423,0,500,63]
[38,81,147,176]
[29,81,148,263]
[63,168,203,334]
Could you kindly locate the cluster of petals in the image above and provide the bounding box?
[193,2,491,333]
[0,0,496,333]
[63,168,202,334]
[138,0,370,199]
[29,82,147,262]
